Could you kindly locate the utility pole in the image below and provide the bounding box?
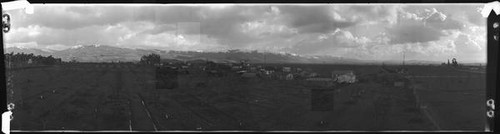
[264,51,267,64]
[403,51,405,67]
[176,22,178,45]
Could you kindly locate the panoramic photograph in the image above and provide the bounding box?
[3,4,487,131]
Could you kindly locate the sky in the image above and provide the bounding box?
[4,4,487,63]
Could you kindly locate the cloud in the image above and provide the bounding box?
[7,6,134,30]
[454,34,483,53]
[5,42,39,48]
[422,8,464,30]
[3,5,378,51]
[289,29,370,55]
[43,44,72,51]
[386,22,444,44]
[384,7,466,45]
[6,22,141,48]
[278,5,359,34]
[138,23,176,35]
[345,5,401,24]
[4,4,487,63]
[449,33,486,63]
[403,4,484,26]
[423,8,447,23]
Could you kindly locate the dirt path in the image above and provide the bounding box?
[119,65,159,131]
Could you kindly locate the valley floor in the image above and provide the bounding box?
[6,63,485,131]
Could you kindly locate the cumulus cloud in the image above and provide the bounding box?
[278,5,359,34]
[386,22,444,44]
[3,4,487,63]
[454,34,483,53]
[384,7,466,45]
[289,29,370,55]
[8,6,133,30]
[341,5,401,24]
[422,8,464,30]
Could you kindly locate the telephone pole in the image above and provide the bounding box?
[264,52,267,64]
[403,51,405,67]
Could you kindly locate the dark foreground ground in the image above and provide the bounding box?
[6,63,486,131]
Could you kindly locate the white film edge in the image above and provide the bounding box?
[481,1,500,17]
[1,0,33,14]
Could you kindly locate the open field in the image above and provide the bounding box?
[6,63,486,131]
[406,70,486,130]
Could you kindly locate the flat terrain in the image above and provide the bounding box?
[6,63,486,131]
[406,66,486,131]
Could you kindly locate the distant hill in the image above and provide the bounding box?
[377,60,443,65]
[52,45,142,62]
[4,45,470,65]
[5,47,53,56]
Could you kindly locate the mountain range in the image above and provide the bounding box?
[3,45,468,65]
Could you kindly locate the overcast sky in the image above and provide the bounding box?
[4,4,486,63]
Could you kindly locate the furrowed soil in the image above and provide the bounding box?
[7,63,486,131]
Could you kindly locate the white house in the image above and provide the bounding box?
[332,70,356,84]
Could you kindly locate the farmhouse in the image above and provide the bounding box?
[332,70,356,83]
[283,67,291,72]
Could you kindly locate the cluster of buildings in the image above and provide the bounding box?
[154,59,358,87]
[203,60,357,84]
